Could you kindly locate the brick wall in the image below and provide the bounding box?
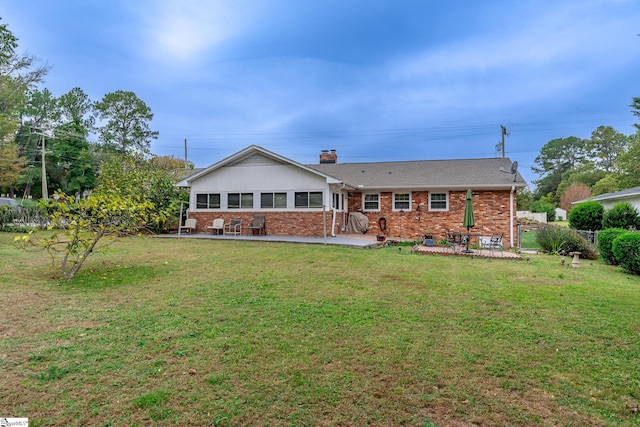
[187,189,517,247]
[188,211,331,237]
[348,190,517,248]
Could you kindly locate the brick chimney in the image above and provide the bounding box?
[320,149,337,164]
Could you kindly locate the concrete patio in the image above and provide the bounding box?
[159,232,523,259]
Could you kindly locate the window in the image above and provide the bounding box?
[429,192,448,211]
[394,193,410,210]
[363,193,380,211]
[295,191,323,208]
[196,193,220,209]
[261,192,287,209]
[228,193,253,209]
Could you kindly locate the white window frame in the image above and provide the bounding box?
[195,193,221,209]
[228,192,254,209]
[294,191,323,209]
[429,191,449,212]
[260,192,287,209]
[363,193,380,211]
[393,192,411,211]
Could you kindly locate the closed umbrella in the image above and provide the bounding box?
[462,189,475,253]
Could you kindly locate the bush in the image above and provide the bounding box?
[569,201,604,231]
[536,226,598,259]
[612,232,640,275]
[597,228,628,265]
[602,202,639,230]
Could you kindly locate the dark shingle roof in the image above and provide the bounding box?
[577,185,640,203]
[308,158,526,190]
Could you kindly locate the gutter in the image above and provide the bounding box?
[510,185,515,249]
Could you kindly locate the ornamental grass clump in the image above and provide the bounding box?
[536,226,597,259]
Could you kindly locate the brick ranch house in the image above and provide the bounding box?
[175,145,526,248]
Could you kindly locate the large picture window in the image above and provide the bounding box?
[228,193,253,209]
[295,191,323,208]
[196,193,220,209]
[363,193,380,211]
[393,193,410,210]
[261,192,287,209]
[429,192,449,211]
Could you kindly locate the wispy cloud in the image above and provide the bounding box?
[131,1,258,66]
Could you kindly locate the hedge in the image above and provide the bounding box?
[597,228,628,265]
[612,232,640,275]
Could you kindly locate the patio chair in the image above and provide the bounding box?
[247,214,266,235]
[489,234,504,255]
[446,230,461,253]
[207,218,225,235]
[224,219,242,235]
[179,218,197,234]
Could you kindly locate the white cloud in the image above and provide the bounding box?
[131,1,257,66]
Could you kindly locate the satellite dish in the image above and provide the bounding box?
[500,161,519,181]
[510,161,518,175]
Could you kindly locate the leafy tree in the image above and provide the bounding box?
[0,18,48,141]
[615,133,640,189]
[559,182,591,213]
[94,90,158,153]
[530,199,556,222]
[97,153,186,232]
[632,97,640,132]
[586,126,627,173]
[602,202,639,230]
[516,187,533,211]
[568,201,604,231]
[591,175,620,196]
[58,87,95,136]
[16,190,153,280]
[532,136,586,200]
[0,139,26,194]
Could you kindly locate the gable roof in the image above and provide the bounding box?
[175,145,341,187]
[309,157,526,190]
[575,185,640,204]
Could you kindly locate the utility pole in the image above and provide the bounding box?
[500,125,509,158]
[184,138,188,169]
[41,132,48,200]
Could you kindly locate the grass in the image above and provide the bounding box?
[1,233,640,426]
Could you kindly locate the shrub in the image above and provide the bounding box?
[602,202,639,230]
[612,232,640,275]
[597,228,628,265]
[569,201,604,231]
[536,226,598,259]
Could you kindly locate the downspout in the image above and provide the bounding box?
[510,185,515,248]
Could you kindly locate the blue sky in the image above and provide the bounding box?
[3,0,639,186]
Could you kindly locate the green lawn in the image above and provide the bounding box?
[1,234,639,426]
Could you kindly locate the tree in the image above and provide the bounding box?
[632,97,640,132]
[586,126,627,173]
[0,18,48,141]
[58,87,95,136]
[0,139,26,194]
[94,90,158,153]
[615,133,640,189]
[16,190,153,280]
[530,199,556,222]
[97,153,186,232]
[516,187,533,211]
[532,136,586,201]
[591,175,620,196]
[559,182,591,213]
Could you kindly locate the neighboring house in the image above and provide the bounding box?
[555,208,567,221]
[574,186,640,211]
[175,145,527,248]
